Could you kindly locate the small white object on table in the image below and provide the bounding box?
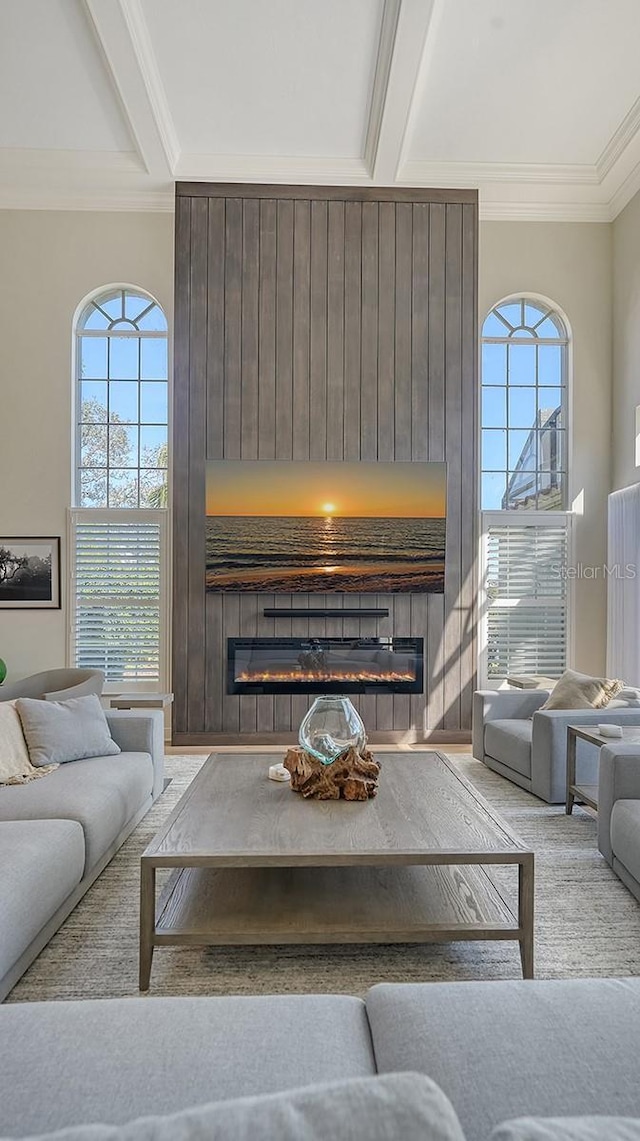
[268,763,290,782]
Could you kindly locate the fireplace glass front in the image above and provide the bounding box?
[227,637,424,695]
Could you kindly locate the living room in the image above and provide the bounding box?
[2,1,640,1139]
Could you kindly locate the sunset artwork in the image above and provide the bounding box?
[205,461,446,593]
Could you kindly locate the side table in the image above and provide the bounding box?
[110,693,174,711]
[566,724,640,815]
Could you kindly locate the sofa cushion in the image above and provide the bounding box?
[0,702,57,785]
[491,1118,640,1141]
[366,979,640,1141]
[484,719,532,778]
[0,819,84,983]
[611,800,640,885]
[0,1074,466,1141]
[0,995,376,1135]
[0,754,152,874]
[16,695,120,767]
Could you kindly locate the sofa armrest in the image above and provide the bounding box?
[531,708,640,804]
[106,710,164,801]
[472,689,550,760]
[598,744,640,866]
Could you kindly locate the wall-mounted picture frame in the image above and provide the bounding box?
[0,537,61,609]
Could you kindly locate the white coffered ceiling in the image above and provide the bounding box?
[2,0,640,219]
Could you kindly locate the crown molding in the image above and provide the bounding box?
[479,200,612,222]
[399,159,599,186]
[597,95,640,181]
[0,148,143,173]
[117,0,180,171]
[175,154,370,183]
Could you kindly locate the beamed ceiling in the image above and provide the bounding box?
[1,0,640,219]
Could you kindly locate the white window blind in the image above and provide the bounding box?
[69,510,167,687]
[480,513,571,685]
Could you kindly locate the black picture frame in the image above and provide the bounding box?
[0,537,61,609]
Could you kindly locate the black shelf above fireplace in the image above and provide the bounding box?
[227,637,424,695]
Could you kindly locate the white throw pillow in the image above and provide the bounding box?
[540,669,624,711]
[16,694,120,767]
[0,701,58,785]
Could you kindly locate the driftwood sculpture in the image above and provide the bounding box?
[283,745,380,801]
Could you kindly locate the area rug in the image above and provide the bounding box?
[7,753,640,1003]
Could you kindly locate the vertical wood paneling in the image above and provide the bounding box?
[173,195,191,734]
[443,204,463,731]
[326,201,345,461]
[173,185,478,743]
[258,200,277,459]
[343,202,362,462]
[187,199,208,730]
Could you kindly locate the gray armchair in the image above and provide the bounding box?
[598,744,640,902]
[473,689,640,803]
[0,668,104,702]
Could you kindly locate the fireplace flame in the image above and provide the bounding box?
[236,669,416,684]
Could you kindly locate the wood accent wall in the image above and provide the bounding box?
[173,183,478,744]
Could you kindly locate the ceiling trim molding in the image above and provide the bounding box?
[176,154,371,183]
[0,148,142,173]
[608,156,640,220]
[399,159,599,186]
[480,200,612,223]
[365,0,438,183]
[596,95,640,181]
[83,0,178,178]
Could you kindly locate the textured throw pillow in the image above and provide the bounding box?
[0,1073,466,1141]
[16,694,120,768]
[0,701,58,785]
[491,1115,640,1140]
[539,669,624,711]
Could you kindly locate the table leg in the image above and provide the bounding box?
[139,861,156,992]
[518,855,535,979]
[565,728,577,815]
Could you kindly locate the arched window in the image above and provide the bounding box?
[76,287,168,508]
[481,297,568,511]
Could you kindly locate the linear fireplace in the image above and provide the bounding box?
[227,637,424,695]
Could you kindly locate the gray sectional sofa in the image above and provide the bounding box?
[0,709,164,1002]
[598,741,640,902]
[473,688,640,802]
[2,977,640,1139]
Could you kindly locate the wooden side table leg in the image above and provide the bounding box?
[139,861,156,992]
[565,728,577,814]
[518,855,535,979]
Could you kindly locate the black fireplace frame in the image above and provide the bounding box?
[227,637,424,695]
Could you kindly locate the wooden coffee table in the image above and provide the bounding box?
[139,751,534,989]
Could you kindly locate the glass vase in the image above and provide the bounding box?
[298,695,367,766]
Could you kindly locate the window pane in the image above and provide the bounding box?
[539,389,563,426]
[536,314,564,339]
[109,381,138,422]
[137,305,167,332]
[482,311,508,337]
[109,336,138,380]
[141,338,168,380]
[524,302,547,326]
[481,472,507,510]
[539,428,565,471]
[538,344,562,385]
[109,424,138,467]
[140,425,168,466]
[100,294,124,321]
[108,470,138,508]
[80,382,107,420]
[140,382,168,424]
[80,469,107,508]
[508,343,536,385]
[509,327,534,339]
[497,302,522,327]
[80,336,107,379]
[482,343,507,384]
[81,305,109,331]
[482,387,506,428]
[124,293,151,321]
[81,424,107,468]
[140,470,168,508]
[508,387,536,429]
[508,429,532,469]
[482,429,507,470]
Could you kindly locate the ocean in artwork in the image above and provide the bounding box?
[205,515,446,593]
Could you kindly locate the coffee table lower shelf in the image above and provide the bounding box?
[140,860,533,987]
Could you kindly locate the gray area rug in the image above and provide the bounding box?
[7,753,640,1003]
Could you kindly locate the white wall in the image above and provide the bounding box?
[612,189,640,492]
[0,209,614,684]
[480,221,613,675]
[0,210,173,682]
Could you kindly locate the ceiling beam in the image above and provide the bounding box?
[83,0,178,179]
[365,0,439,184]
